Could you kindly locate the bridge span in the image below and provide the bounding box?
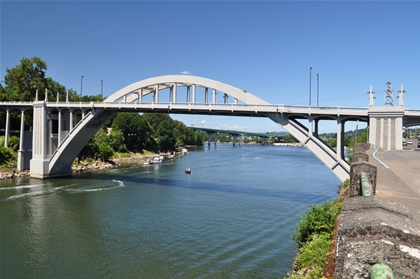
[1,75,419,181]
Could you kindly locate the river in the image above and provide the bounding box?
[0,144,340,278]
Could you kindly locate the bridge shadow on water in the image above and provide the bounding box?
[68,169,335,205]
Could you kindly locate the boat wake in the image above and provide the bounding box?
[62,179,125,193]
[0,184,44,191]
[2,180,125,201]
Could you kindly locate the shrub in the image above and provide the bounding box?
[292,199,342,246]
[0,146,14,165]
[8,136,20,151]
[292,233,331,278]
[95,142,114,161]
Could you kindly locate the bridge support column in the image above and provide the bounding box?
[232,135,237,146]
[314,119,319,137]
[192,85,196,103]
[30,101,50,179]
[4,109,10,147]
[337,118,345,161]
[308,116,314,137]
[368,107,404,151]
[173,83,177,103]
[17,110,25,171]
[155,84,159,103]
[207,133,217,146]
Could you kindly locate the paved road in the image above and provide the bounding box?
[403,138,420,150]
[367,149,420,220]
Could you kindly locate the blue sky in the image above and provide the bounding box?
[1,1,419,133]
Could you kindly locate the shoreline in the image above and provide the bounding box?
[0,152,176,180]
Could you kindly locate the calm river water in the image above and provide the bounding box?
[1,144,340,279]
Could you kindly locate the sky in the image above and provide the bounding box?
[1,1,419,133]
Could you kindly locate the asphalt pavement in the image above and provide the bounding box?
[366,146,420,221]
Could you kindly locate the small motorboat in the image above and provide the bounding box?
[185,168,192,174]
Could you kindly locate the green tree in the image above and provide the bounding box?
[95,142,114,161]
[2,57,47,101]
[108,129,126,152]
[112,112,153,151]
[155,117,176,152]
[283,134,298,143]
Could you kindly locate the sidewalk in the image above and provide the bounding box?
[366,149,420,221]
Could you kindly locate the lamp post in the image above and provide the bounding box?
[309,67,312,106]
[316,74,319,106]
[100,79,103,99]
[80,75,84,97]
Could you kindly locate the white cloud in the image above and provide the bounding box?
[180,70,190,75]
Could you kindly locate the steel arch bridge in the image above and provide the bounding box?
[1,75,418,181]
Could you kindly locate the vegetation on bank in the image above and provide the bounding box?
[284,180,349,279]
[0,136,19,171]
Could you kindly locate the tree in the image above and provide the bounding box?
[95,142,114,161]
[283,134,298,143]
[111,113,153,151]
[3,57,48,101]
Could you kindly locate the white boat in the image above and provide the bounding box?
[151,156,162,164]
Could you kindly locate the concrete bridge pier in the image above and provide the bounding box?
[231,134,242,146]
[30,101,50,179]
[368,107,404,150]
[207,132,217,146]
[232,135,237,146]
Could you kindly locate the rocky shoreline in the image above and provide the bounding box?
[0,153,167,180]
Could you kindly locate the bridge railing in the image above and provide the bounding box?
[282,105,368,112]
[0,101,381,115]
[405,109,420,115]
[42,101,369,112]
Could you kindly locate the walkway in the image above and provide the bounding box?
[367,148,420,221]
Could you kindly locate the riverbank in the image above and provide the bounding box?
[0,151,182,180]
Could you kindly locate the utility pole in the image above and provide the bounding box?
[309,67,312,106]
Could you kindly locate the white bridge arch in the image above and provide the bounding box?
[105,75,271,105]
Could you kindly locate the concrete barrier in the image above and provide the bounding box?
[352,153,369,162]
[349,161,377,197]
[333,196,420,278]
[354,142,371,151]
[353,147,365,154]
